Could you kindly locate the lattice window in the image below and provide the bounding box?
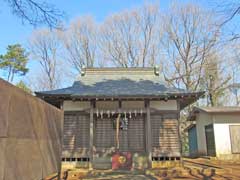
[63,114,90,152]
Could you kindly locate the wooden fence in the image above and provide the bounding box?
[0,79,63,180]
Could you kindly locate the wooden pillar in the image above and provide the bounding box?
[57,110,63,180]
[146,100,152,168]
[177,100,183,166]
[89,100,94,170]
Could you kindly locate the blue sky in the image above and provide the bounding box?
[0,0,215,84]
[0,0,212,54]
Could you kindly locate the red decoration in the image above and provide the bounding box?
[112,152,132,170]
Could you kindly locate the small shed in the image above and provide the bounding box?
[187,106,240,160]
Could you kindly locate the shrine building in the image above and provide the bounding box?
[36,67,203,170]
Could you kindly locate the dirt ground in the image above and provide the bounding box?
[57,158,240,180]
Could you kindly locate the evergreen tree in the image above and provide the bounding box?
[0,44,29,82]
[16,80,32,94]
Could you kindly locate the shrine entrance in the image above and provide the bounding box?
[94,114,146,152]
[94,112,146,170]
[116,115,145,152]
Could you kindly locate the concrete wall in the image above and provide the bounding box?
[0,79,63,180]
[213,114,240,159]
[195,112,213,156]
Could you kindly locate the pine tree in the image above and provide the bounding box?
[16,80,32,94]
[0,44,29,82]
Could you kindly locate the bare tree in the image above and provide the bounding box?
[60,16,97,73]
[218,1,240,28]
[201,52,231,106]
[99,3,160,67]
[29,29,63,90]
[4,0,64,29]
[162,4,220,92]
[217,1,240,25]
[227,43,240,105]
[229,83,240,105]
[160,4,224,153]
[210,0,240,41]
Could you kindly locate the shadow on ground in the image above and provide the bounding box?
[82,174,157,180]
[61,169,220,180]
[60,158,240,180]
[61,170,158,180]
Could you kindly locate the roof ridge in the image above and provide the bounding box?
[84,67,155,70]
[78,67,162,78]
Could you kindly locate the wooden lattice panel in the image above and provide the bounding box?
[151,114,180,156]
[63,113,90,157]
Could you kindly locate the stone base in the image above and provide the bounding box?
[152,160,181,169]
[62,162,89,169]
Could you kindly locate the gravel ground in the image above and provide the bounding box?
[58,158,240,180]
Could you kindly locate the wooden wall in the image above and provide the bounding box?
[94,115,145,155]
[62,114,147,159]
[151,114,180,157]
[94,117,114,150]
[62,111,180,160]
[62,112,90,158]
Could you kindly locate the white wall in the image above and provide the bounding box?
[195,112,240,158]
[122,101,144,109]
[64,100,178,111]
[213,124,232,155]
[63,101,90,111]
[195,112,213,155]
[150,100,178,110]
[96,101,118,110]
[213,114,240,156]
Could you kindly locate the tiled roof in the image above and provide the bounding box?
[188,106,240,121]
[193,106,240,113]
[35,68,202,98]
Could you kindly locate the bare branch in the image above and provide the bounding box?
[99,3,161,67]
[60,16,97,72]
[29,29,64,90]
[4,0,64,29]
[162,4,221,94]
